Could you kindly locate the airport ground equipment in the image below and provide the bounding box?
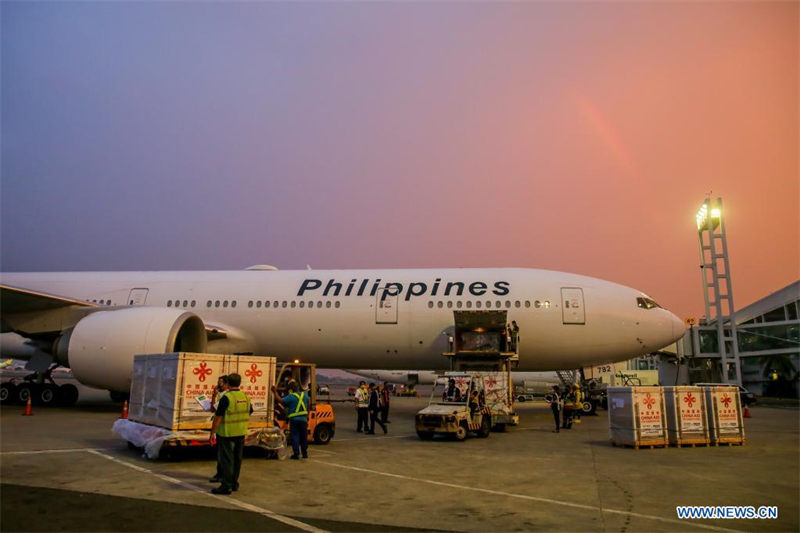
[607,386,668,449]
[415,373,492,441]
[415,310,519,440]
[273,362,335,445]
[663,386,710,447]
[114,352,283,459]
[703,385,745,446]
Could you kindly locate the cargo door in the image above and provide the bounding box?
[561,287,585,325]
[376,289,398,324]
[127,288,149,306]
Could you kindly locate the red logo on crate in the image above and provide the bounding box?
[193,362,212,382]
[485,376,498,389]
[245,363,263,383]
[683,393,697,408]
[643,392,656,410]
[455,377,468,389]
[721,393,732,408]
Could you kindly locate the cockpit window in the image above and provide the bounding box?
[637,297,661,310]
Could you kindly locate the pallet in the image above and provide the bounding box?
[671,439,711,448]
[611,439,668,450]
[711,439,745,447]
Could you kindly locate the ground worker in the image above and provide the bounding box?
[379,382,391,424]
[367,383,387,434]
[271,380,309,459]
[209,373,251,495]
[354,381,370,432]
[548,385,561,433]
[208,374,229,484]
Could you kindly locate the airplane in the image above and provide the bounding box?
[0,267,684,404]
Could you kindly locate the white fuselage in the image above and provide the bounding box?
[1,268,684,372]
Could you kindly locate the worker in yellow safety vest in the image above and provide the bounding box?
[210,373,251,494]
[272,380,310,459]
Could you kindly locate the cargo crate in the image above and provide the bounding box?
[607,386,668,448]
[129,353,275,431]
[664,386,710,447]
[703,386,745,446]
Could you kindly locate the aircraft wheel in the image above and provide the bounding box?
[109,391,129,403]
[0,383,17,404]
[477,416,491,438]
[581,400,596,416]
[38,384,59,406]
[416,430,434,440]
[16,383,34,405]
[453,423,468,441]
[313,424,333,445]
[58,384,79,406]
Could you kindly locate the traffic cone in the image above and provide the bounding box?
[121,400,128,419]
[22,396,33,416]
[743,405,751,418]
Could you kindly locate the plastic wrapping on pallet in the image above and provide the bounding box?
[113,419,287,460]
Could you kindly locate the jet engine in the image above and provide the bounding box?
[54,307,207,392]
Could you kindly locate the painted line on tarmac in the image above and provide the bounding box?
[311,460,741,533]
[333,434,414,442]
[0,447,113,456]
[87,450,327,533]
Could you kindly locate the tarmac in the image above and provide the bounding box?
[1,381,798,532]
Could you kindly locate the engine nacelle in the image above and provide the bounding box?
[56,307,207,392]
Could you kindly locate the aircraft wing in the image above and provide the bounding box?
[0,284,96,314]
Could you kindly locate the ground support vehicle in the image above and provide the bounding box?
[416,310,519,440]
[273,362,335,445]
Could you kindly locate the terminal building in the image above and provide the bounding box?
[676,281,799,396]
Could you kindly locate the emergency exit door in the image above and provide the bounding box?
[561,287,585,325]
[128,288,149,306]
[376,289,398,324]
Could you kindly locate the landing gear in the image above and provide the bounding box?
[0,382,17,404]
[37,384,59,406]
[16,383,34,404]
[109,391,129,403]
[58,384,79,406]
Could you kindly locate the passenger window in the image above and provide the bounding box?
[182,300,188,307]
[248,301,253,308]
[544,301,551,308]
[535,300,541,308]
[223,301,229,308]
[335,301,341,308]
[525,301,531,308]
[437,301,444,308]
[257,301,263,308]
[317,301,322,308]
[326,301,332,308]
[282,301,287,308]
[456,301,463,308]
[476,301,482,308]
[273,301,279,308]
[428,302,434,308]
[447,301,453,308]
[466,301,473,309]
[207,301,212,308]
[167,300,172,307]
[505,301,511,308]
[291,301,296,308]
[215,301,220,308]
[231,301,237,308]
[515,301,521,308]
[191,300,196,308]
[299,301,305,308]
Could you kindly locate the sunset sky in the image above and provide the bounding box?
[2,1,797,320]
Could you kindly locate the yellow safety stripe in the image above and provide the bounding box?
[288,391,308,418]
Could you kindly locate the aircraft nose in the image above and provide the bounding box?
[670,312,686,343]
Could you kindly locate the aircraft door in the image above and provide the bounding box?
[561,287,585,325]
[376,289,398,324]
[127,288,149,306]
